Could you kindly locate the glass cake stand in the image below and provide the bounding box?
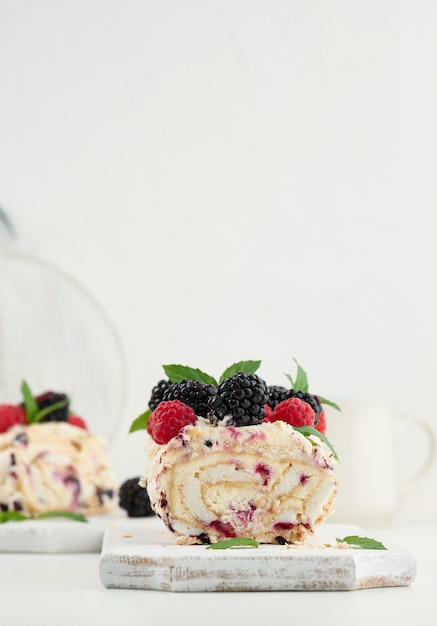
[0,210,130,451]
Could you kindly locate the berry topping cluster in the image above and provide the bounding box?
[130,359,338,445]
[0,381,87,434]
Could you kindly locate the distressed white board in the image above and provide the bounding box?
[0,512,131,553]
[99,518,417,592]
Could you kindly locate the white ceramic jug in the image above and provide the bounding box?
[325,402,436,526]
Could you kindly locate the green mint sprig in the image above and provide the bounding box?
[336,535,387,550]
[293,425,339,461]
[35,511,88,522]
[163,364,218,386]
[0,511,28,523]
[285,358,310,392]
[129,409,151,434]
[162,360,262,387]
[218,360,261,383]
[20,380,68,424]
[285,359,341,412]
[206,537,259,550]
[0,510,88,524]
[205,535,387,551]
[317,396,341,411]
[21,381,39,422]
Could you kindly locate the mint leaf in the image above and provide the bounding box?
[284,359,309,392]
[336,535,387,550]
[0,510,88,524]
[206,537,259,550]
[219,360,261,383]
[292,358,309,392]
[283,361,340,413]
[35,511,88,522]
[21,380,39,423]
[293,425,339,461]
[0,511,28,524]
[129,409,151,433]
[318,396,341,412]
[162,364,217,386]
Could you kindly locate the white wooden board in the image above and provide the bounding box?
[0,511,136,553]
[99,518,417,592]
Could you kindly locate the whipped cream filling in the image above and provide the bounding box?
[144,419,337,544]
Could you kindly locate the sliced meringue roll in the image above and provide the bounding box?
[143,419,337,544]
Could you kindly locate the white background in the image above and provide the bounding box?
[1,1,436,523]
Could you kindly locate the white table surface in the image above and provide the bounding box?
[1,522,435,626]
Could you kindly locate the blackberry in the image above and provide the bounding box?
[119,477,155,517]
[148,379,171,410]
[36,391,69,422]
[207,372,268,426]
[162,379,217,418]
[266,385,288,409]
[285,390,322,424]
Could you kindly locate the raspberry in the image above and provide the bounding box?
[148,400,196,444]
[67,415,88,430]
[264,403,273,421]
[0,405,27,433]
[119,477,155,517]
[315,408,326,434]
[147,412,154,436]
[267,398,315,428]
[266,387,322,425]
[285,390,322,425]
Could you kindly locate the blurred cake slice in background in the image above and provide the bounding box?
[0,383,117,516]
